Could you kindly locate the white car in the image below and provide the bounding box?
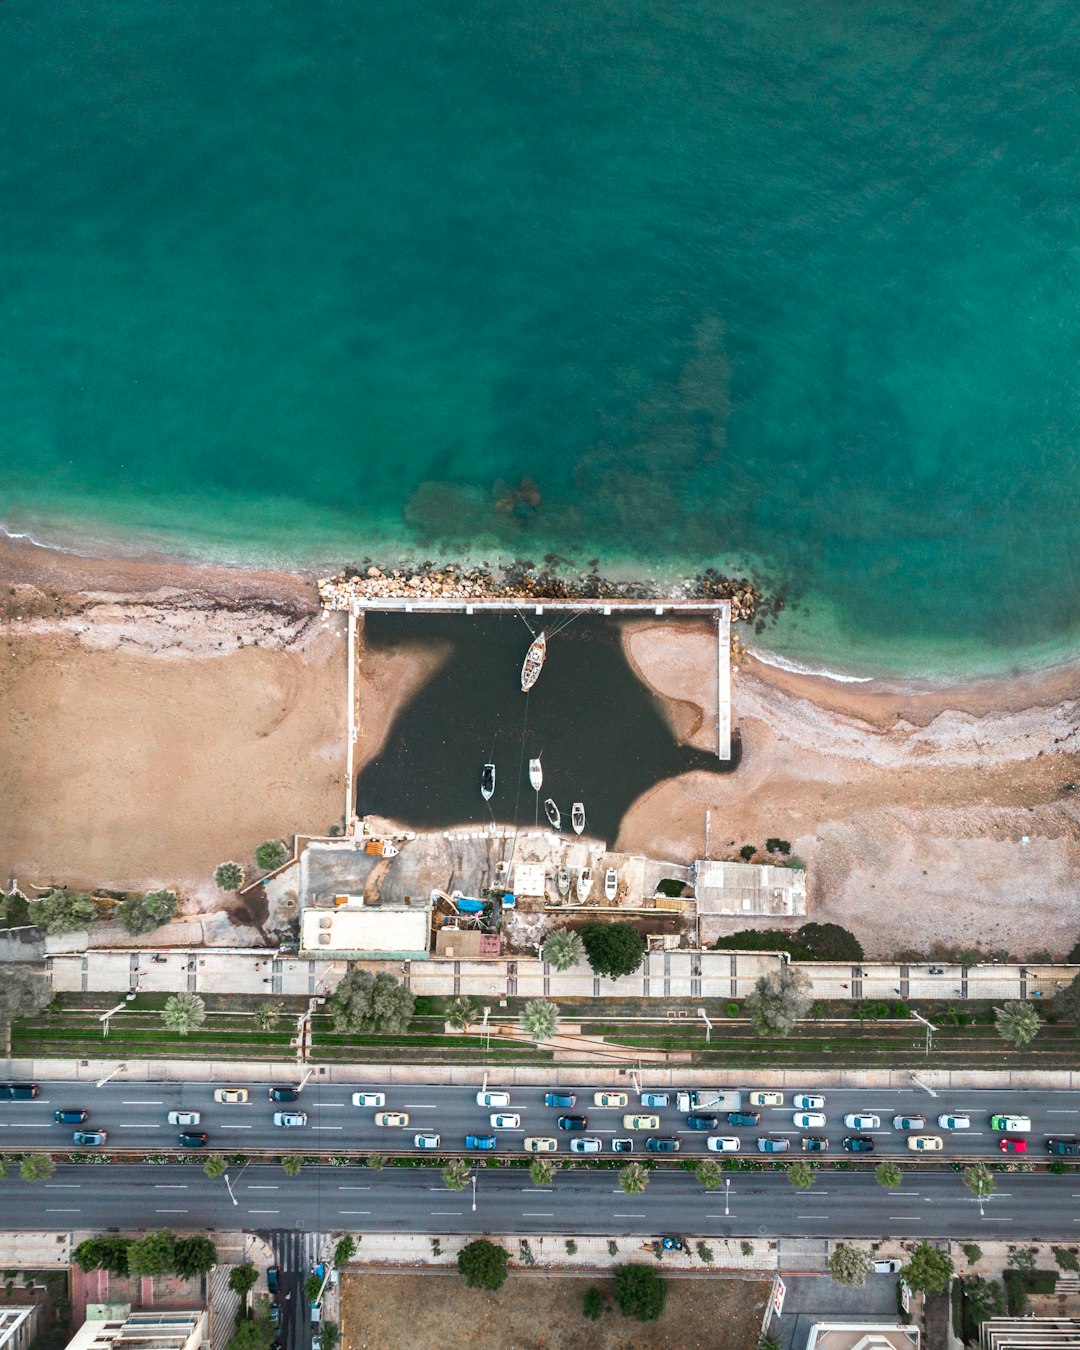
[707,1135,741,1152]
[593,1091,628,1108]
[748,1091,784,1107]
[213,1088,249,1104]
[524,1137,557,1153]
[873,1259,902,1274]
[793,1112,826,1129]
[273,1111,307,1128]
[938,1114,970,1130]
[569,1137,601,1153]
[793,1094,825,1110]
[844,1113,880,1130]
[476,1090,510,1107]
[375,1111,409,1127]
[490,1113,520,1129]
[907,1135,943,1151]
[167,1110,201,1126]
[352,1092,385,1108]
[413,1132,440,1149]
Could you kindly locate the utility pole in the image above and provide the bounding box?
[697,1006,713,1044]
[99,993,137,1038]
[95,1063,127,1088]
[909,1008,937,1057]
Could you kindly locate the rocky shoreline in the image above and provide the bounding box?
[319,559,780,625]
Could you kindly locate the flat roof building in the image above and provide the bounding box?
[300,898,431,959]
[0,1308,40,1350]
[66,1311,207,1350]
[693,859,807,937]
[805,1327,918,1350]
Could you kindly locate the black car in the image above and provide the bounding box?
[178,1131,209,1148]
[1047,1138,1080,1156]
[558,1115,588,1131]
[843,1135,875,1153]
[269,1087,300,1102]
[2,1084,39,1100]
[686,1114,719,1131]
[801,1136,829,1153]
[269,1305,282,1329]
[612,1139,634,1153]
[645,1136,681,1153]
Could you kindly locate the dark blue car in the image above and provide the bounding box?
[686,1114,719,1131]
[727,1111,761,1127]
[544,1092,576,1108]
[465,1134,497,1150]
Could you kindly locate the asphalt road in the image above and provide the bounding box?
[3,1080,1078,1160]
[0,1162,1077,1241]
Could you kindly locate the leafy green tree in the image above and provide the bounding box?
[1006,1245,1036,1275]
[1055,973,1080,1026]
[542,928,586,971]
[1054,1247,1080,1273]
[333,1237,356,1267]
[745,963,812,1036]
[365,1153,385,1170]
[304,1274,324,1303]
[445,996,480,1031]
[214,862,245,893]
[457,1239,509,1291]
[225,1310,275,1350]
[329,970,414,1035]
[518,998,560,1041]
[162,992,207,1036]
[118,889,177,936]
[901,1242,954,1295]
[796,923,863,961]
[73,1238,131,1275]
[583,1287,604,1322]
[788,1161,815,1190]
[875,1161,903,1189]
[203,1156,227,1179]
[613,1264,666,1322]
[255,840,289,873]
[174,1236,218,1277]
[963,1276,1005,1328]
[962,1243,983,1265]
[964,1164,996,1202]
[995,1000,1041,1048]
[580,923,646,979]
[320,1323,339,1350]
[529,1158,555,1187]
[229,1264,259,1297]
[253,1002,282,1032]
[127,1230,177,1276]
[34,891,96,935]
[619,1163,649,1195]
[19,1154,54,1182]
[442,1159,471,1191]
[827,1244,872,1287]
[281,1156,302,1177]
[693,1159,725,1190]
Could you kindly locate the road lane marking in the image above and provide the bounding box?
[45,1208,80,1213]
[221,1125,253,1130]
[249,1186,279,1191]
[310,1126,344,1131]
[888,1216,920,1220]
[122,1100,163,1105]
[118,1124,160,1130]
[248,1210,280,1215]
[616,1212,646,1217]
[522,1189,554,1194]
[156,1209,188,1214]
[797,1215,828,1219]
[45,1185,81,1189]
[316,1103,345,1109]
[154,1185,187,1190]
[339,1211,371,1216]
[403,1104,438,1109]
[338,1187,371,1191]
[431,1211,462,1216]
[1047,1110,1080,1114]
[522,1212,554,1217]
[2,1124,50,1130]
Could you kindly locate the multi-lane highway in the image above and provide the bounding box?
[0,1162,1077,1241]
[2,1080,1078,1159]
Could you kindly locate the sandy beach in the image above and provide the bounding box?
[4,534,1080,959]
[0,536,347,928]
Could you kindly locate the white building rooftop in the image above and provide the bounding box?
[300,899,431,959]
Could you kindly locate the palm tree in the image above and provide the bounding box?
[519,998,560,1042]
[619,1163,649,1195]
[541,928,586,971]
[529,1158,555,1187]
[875,1161,903,1189]
[253,1002,282,1032]
[446,996,480,1031]
[281,1155,302,1177]
[366,1153,386,1170]
[162,993,207,1036]
[995,1000,1041,1048]
[19,1155,54,1182]
[214,861,245,892]
[442,1159,471,1191]
[963,1163,996,1201]
[203,1156,227,1179]
[693,1159,725,1190]
[788,1162,815,1190]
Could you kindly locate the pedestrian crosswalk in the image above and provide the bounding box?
[265,1228,330,1272]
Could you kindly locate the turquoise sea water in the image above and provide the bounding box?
[3,0,1080,677]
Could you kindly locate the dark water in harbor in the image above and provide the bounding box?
[355,614,733,844]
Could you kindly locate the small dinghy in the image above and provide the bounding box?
[544,798,561,830]
[571,802,585,835]
[529,758,543,791]
[557,865,570,897]
[577,867,593,902]
[481,763,495,801]
[604,867,618,901]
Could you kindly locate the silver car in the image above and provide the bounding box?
[273,1111,307,1128]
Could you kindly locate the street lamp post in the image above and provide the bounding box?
[95,1063,127,1088]
[909,1008,937,1057]
[724,1176,731,1217]
[471,1173,477,1213]
[99,994,137,1039]
[697,1006,713,1044]
[223,1159,251,1208]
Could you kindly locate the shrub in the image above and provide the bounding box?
[1003,1269,1029,1315]
[891,1001,910,1018]
[457,1239,509,1291]
[255,840,288,872]
[726,1001,741,1017]
[214,862,245,892]
[765,838,791,855]
[696,1242,714,1263]
[33,891,97,935]
[1054,1247,1080,1272]
[583,1287,604,1321]
[119,889,178,935]
[656,878,686,897]
[961,1243,983,1265]
[741,1241,754,1256]
[542,928,586,971]
[229,1265,259,1297]
[565,1240,577,1256]
[739,845,757,861]
[613,1264,666,1322]
[580,923,646,978]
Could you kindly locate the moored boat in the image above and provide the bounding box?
[481,763,496,801]
[604,867,618,901]
[544,798,561,830]
[363,839,399,858]
[571,802,585,834]
[577,867,593,902]
[521,632,547,692]
[529,757,543,790]
[557,865,570,897]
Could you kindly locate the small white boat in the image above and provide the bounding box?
[544,798,561,830]
[481,763,495,801]
[521,632,547,692]
[604,868,618,901]
[577,867,593,902]
[529,758,543,791]
[557,866,570,897]
[571,802,585,835]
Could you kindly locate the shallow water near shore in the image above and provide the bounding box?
[4,0,1080,677]
[356,614,731,842]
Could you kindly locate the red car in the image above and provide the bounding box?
[999,1136,1027,1154]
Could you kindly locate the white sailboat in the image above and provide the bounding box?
[571,802,585,835]
[481,763,495,801]
[529,758,543,791]
[604,867,618,901]
[577,867,593,902]
[521,632,547,692]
